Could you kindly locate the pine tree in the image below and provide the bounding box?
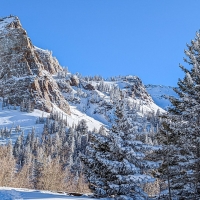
[152,115,190,199]
[81,97,157,199]
[157,32,200,199]
[13,132,24,165]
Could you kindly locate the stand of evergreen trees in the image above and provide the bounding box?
[81,97,159,200]
[0,115,90,193]
[151,32,200,200]
[0,98,161,198]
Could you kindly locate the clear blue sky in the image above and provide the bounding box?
[1,1,200,86]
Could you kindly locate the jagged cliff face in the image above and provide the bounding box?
[0,16,70,114]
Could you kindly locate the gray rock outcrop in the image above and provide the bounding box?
[0,16,70,114]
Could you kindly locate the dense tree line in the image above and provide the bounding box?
[81,95,158,200]
[0,99,161,199]
[0,115,90,193]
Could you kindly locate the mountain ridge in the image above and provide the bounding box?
[0,15,176,145]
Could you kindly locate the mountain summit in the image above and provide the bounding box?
[0,15,171,123]
[0,16,70,114]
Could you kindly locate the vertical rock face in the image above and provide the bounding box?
[0,16,70,114]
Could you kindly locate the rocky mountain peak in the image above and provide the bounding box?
[0,16,21,31]
[0,16,70,114]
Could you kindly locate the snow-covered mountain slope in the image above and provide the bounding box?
[0,187,94,200]
[0,101,104,145]
[145,84,178,110]
[0,75,165,144]
[56,74,165,126]
[0,15,167,145]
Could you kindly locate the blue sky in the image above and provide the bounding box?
[1,1,200,85]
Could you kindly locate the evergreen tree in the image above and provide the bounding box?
[81,98,156,199]
[13,132,24,165]
[157,32,200,199]
[152,115,191,199]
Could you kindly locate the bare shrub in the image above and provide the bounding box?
[13,164,34,189]
[36,157,67,191]
[0,145,16,187]
[0,145,90,194]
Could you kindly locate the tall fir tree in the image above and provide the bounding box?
[81,96,157,199]
[157,31,200,199]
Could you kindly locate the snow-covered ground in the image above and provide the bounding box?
[64,77,165,127]
[0,187,94,200]
[0,107,47,145]
[0,101,104,145]
[54,104,104,130]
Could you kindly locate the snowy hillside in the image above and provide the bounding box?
[0,16,166,147]
[0,187,94,200]
[0,16,167,146]
[145,84,178,110]
[0,78,164,144]
[0,101,104,145]
[56,74,165,126]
